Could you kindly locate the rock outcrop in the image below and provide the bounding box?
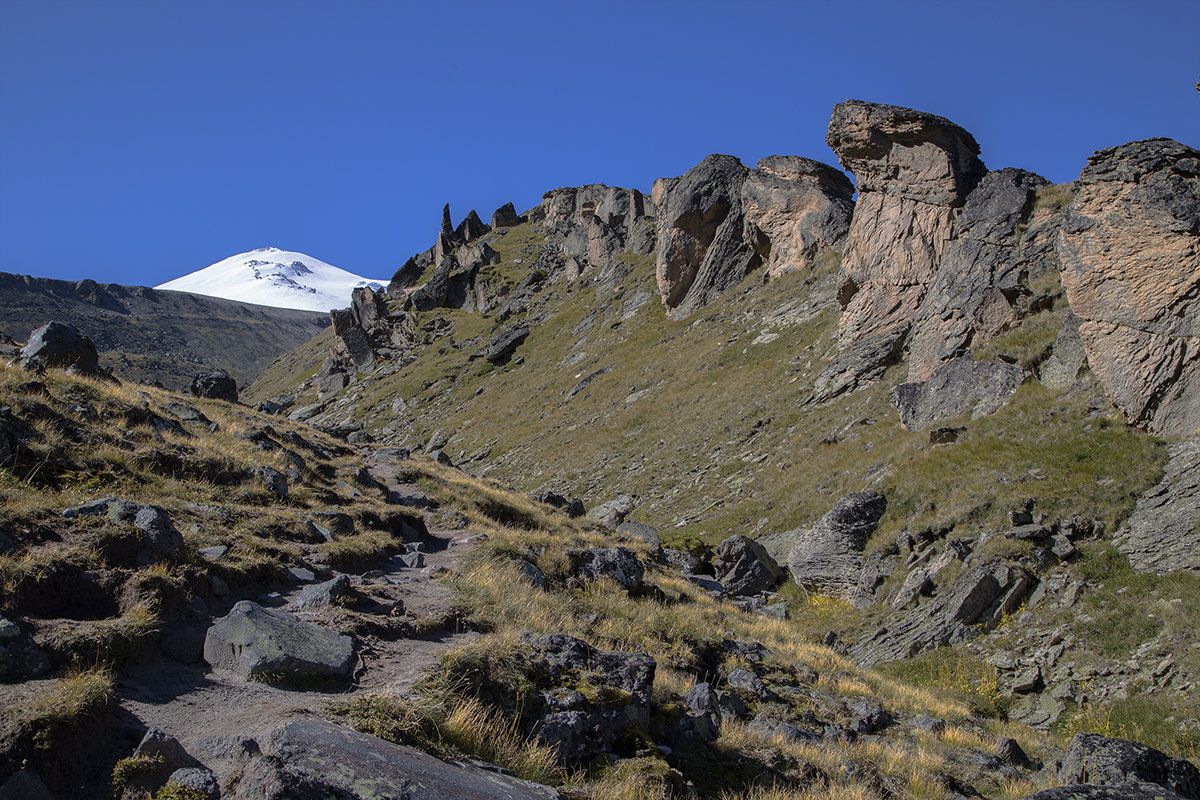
[538,183,656,283]
[890,357,1026,430]
[827,100,987,344]
[233,719,559,800]
[852,559,1032,665]
[1114,437,1200,574]
[1056,733,1200,800]
[741,155,854,280]
[654,154,757,319]
[786,491,887,598]
[712,534,783,597]
[1058,138,1200,436]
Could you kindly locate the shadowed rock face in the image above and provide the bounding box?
[1114,437,1200,574]
[786,491,887,598]
[827,100,987,343]
[1058,137,1200,436]
[654,154,756,319]
[1056,733,1200,800]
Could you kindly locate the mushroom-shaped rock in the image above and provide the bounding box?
[203,601,354,683]
[826,100,986,344]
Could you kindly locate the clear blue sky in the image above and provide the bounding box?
[2,1,1197,287]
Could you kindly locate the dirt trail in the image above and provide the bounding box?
[114,455,477,785]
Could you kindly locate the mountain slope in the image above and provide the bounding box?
[0,271,328,388]
[155,247,388,312]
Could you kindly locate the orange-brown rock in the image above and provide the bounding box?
[826,100,987,343]
[741,155,854,280]
[1058,138,1200,436]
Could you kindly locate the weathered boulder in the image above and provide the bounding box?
[906,168,1051,381]
[713,534,783,596]
[569,547,644,591]
[18,321,108,377]
[252,465,288,500]
[826,100,987,344]
[203,601,354,683]
[1058,138,1200,436]
[654,154,757,318]
[1115,437,1200,574]
[486,325,530,364]
[851,560,1032,665]
[233,718,560,800]
[190,369,238,403]
[741,155,855,280]
[890,357,1026,431]
[787,492,887,598]
[519,633,655,766]
[387,256,424,294]
[586,494,635,527]
[1058,733,1200,800]
[61,497,184,566]
[295,575,351,609]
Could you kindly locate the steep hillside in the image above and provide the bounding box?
[0,272,328,388]
[247,102,1200,761]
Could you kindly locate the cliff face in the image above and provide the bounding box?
[1058,138,1200,437]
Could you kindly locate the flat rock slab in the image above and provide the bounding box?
[234,718,559,800]
[204,601,354,684]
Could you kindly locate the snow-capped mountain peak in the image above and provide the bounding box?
[155,247,388,312]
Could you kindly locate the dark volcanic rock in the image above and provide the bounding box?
[1058,733,1200,799]
[491,201,526,229]
[1115,437,1200,574]
[713,534,784,596]
[387,257,424,294]
[19,321,109,377]
[826,100,986,344]
[234,718,559,800]
[569,547,644,591]
[1058,138,1200,436]
[890,357,1026,431]
[654,154,757,319]
[203,601,354,683]
[786,491,887,598]
[190,369,239,403]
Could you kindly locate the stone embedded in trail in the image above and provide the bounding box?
[233,718,560,800]
[1114,436,1200,574]
[786,491,887,599]
[826,99,987,344]
[890,357,1026,431]
[190,368,238,402]
[203,601,354,683]
[712,534,783,597]
[1057,137,1200,436]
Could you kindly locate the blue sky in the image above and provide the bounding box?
[1,1,1197,287]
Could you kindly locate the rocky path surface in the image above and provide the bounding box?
[113,451,476,790]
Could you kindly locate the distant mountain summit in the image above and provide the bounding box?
[156,247,388,312]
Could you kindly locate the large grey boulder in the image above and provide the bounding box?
[233,718,559,800]
[586,494,635,527]
[203,601,354,683]
[1058,733,1200,800]
[18,321,108,377]
[61,497,183,566]
[851,559,1031,665]
[1114,437,1200,574]
[654,154,757,319]
[486,325,530,364]
[1058,138,1200,436]
[890,357,1026,431]
[713,535,783,596]
[569,547,644,591]
[826,100,986,344]
[190,369,238,403]
[786,492,887,598]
